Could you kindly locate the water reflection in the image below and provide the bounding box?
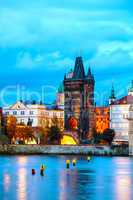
[59,169,94,200]
[114,158,132,200]
[4,173,11,192]
[17,156,28,165]
[1,156,133,200]
[17,168,27,200]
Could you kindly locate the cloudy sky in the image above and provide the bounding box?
[0,0,133,106]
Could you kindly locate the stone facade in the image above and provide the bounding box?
[0,145,128,156]
[64,57,95,140]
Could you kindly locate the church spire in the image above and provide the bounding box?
[73,57,85,79]
[109,83,116,104]
[128,80,133,95]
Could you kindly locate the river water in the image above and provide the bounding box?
[0,155,133,200]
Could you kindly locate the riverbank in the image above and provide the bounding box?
[0,145,129,156]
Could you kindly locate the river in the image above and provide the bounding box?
[0,155,133,200]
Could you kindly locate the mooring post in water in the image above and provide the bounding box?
[40,164,46,176]
[66,160,70,169]
[87,156,91,162]
[32,169,36,175]
[72,159,76,166]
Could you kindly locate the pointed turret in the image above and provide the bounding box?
[109,84,116,105]
[73,57,85,79]
[58,82,64,93]
[88,67,92,77]
[87,66,95,83]
[128,80,133,96]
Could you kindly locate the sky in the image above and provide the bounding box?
[0,0,133,106]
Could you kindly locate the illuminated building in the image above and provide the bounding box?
[42,108,64,131]
[125,105,133,155]
[95,107,110,133]
[3,101,46,127]
[3,101,64,130]
[64,56,95,140]
[110,81,133,142]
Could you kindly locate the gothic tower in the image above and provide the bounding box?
[64,56,95,141]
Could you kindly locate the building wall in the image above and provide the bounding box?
[110,104,130,141]
[3,102,64,130]
[64,78,95,137]
[95,107,110,133]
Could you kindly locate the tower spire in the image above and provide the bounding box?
[87,66,92,76]
[109,83,116,104]
[73,57,85,79]
[128,80,133,95]
[87,65,95,84]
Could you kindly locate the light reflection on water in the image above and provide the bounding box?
[17,168,27,200]
[4,173,11,192]
[0,156,133,200]
[114,158,132,200]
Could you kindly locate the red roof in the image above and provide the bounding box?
[113,95,133,105]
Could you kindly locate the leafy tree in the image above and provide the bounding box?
[102,129,115,145]
[93,128,115,145]
[48,125,62,144]
[34,126,47,144]
[0,134,10,144]
[6,116,17,140]
[14,125,35,144]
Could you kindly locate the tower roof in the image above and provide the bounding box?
[128,80,133,93]
[58,82,64,93]
[110,84,116,99]
[73,57,85,79]
[87,67,92,77]
[87,66,94,81]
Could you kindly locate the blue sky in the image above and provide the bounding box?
[0,0,133,106]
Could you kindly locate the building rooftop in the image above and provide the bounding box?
[113,95,133,105]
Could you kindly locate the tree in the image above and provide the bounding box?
[93,129,101,144]
[102,129,115,145]
[14,125,35,144]
[33,127,47,144]
[0,134,10,144]
[6,116,17,139]
[47,117,62,144]
[93,128,115,145]
[48,125,62,145]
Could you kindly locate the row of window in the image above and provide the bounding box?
[6,111,34,115]
[20,119,34,123]
[111,123,128,128]
[5,111,64,118]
